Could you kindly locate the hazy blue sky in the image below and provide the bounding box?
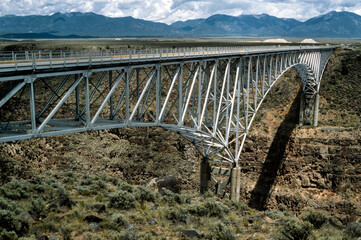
[1,0,360,24]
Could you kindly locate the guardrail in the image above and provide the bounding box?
[0,45,335,73]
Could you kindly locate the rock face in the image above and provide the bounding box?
[237,50,361,221]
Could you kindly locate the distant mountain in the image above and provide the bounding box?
[0,11,360,38]
[171,13,301,36]
[0,12,181,38]
[289,11,361,37]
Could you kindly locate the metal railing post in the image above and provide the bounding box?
[89,52,92,65]
[32,53,36,69]
[14,54,17,70]
[49,51,52,67]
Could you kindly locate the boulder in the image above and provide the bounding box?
[84,215,103,223]
[89,204,106,213]
[46,189,73,210]
[181,230,200,239]
[89,223,101,232]
[148,175,181,195]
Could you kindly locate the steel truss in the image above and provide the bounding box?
[0,47,334,168]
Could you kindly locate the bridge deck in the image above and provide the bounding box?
[0,46,334,80]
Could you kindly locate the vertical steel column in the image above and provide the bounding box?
[245,57,251,133]
[136,68,140,120]
[254,57,259,110]
[85,72,91,126]
[235,59,242,165]
[275,54,278,79]
[269,55,273,86]
[109,71,114,119]
[125,68,130,121]
[262,55,266,97]
[313,93,320,127]
[213,60,218,128]
[75,74,80,119]
[197,62,203,125]
[230,167,241,201]
[177,63,183,123]
[225,59,230,139]
[29,78,37,133]
[299,92,305,126]
[156,64,161,123]
[200,157,211,194]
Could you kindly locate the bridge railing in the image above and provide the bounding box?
[0,45,334,73]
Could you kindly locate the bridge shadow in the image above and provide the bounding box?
[248,89,302,210]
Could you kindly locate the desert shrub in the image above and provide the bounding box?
[203,190,215,198]
[301,210,329,229]
[266,209,285,220]
[134,185,158,202]
[165,207,188,223]
[139,232,159,240]
[62,176,75,184]
[77,186,92,196]
[80,176,93,186]
[0,197,28,238]
[0,197,22,214]
[186,199,229,218]
[64,171,77,179]
[117,181,134,193]
[0,230,17,240]
[33,183,49,193]
[161,189,189,204]
[310,225,344,240]
[97,173,114,183]
[345,222,361,238]
[29,198,45,220]
[79,179,107,195]
[205,221,236,240]
[108,230,123,240]
[0,209,29,239]
[89,180,107,192]
[108,230,138,240]
[60,226,72,240]
[278,203,289,212]
[82,232,104,240]
[279,218,313,240]
[224,199,250,212]
[0,179,30,200]
[62,171,77,184]
[108,190,137,210]
[111,213,129,227]
[204,200,230,217]
[18,235,37,240]
[121,230,139,240]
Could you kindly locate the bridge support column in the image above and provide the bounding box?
[230,167,241,201]
[200,158,211,194]
[313,92,320,127]
[299,92,305,126]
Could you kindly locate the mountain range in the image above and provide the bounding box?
[0,11,360,38]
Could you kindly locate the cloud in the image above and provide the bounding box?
[0,0,360,24]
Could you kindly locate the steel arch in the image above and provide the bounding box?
[0,47,334,166]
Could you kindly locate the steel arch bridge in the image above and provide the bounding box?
[0,46,335,200]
